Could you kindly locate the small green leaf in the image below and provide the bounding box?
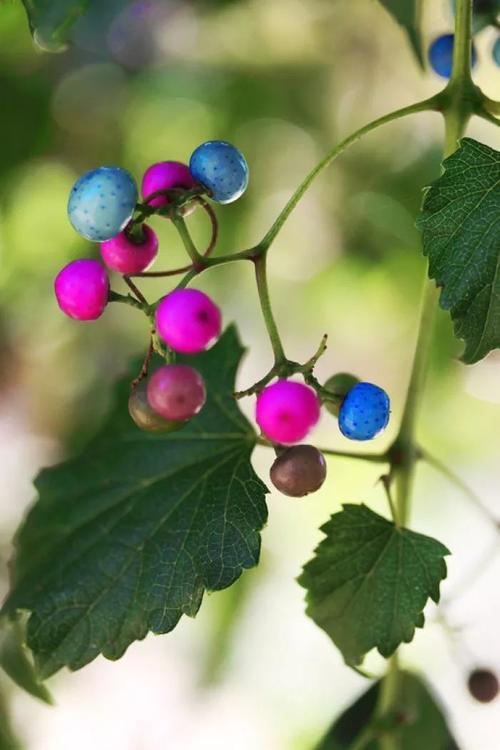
[376,0,424,68]
[0,619,53,705]
[20,0,90,51]
[315,671,459,750]
[3,326,268,678]
[299,504,449,665]
[417,138,500,364]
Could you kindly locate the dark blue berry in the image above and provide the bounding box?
[428,34,478,79]
[189,141,249,204]
[493,37,500,67]
[338,382,390,441]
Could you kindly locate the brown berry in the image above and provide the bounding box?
[128,380,181,433]
[468,669,499,703]
[270,445,327,497]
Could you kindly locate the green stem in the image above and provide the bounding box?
[259,96,439,251]
[254,254,287,365]
[172,215,203,265]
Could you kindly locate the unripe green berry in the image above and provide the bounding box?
[323,373,360,417]
[270,445,327,498]
[128,381,182,434]
[468,669,499,703]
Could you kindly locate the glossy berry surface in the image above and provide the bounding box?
[100,224,158,274]
[189,141,249,204]
[270,445,327,497]
[155,289,222,354]
[128,381,181,433]
[68,166,138,242]
[493,37,500,67]
[54,259,109,321]
[338,382,390,441]
[255,380,321,445]
[141,161,197,208]
[428,34,477,78]
[324,372,360,417]
[147,364,206,422]
[468,670,499,703]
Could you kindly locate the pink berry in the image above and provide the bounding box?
[100,224,158,274]
[147,364,206,422]
[141,161,197,208]
[54,259,109,321]
[255,380,321,444]
[155,288,222,354]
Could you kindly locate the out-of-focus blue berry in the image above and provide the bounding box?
[338,382,390,441]
[493,37,500,67]
[428,34,478,78]
[189,141,249,204]
[68,166,138,242]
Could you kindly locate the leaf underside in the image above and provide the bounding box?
[299,504,449,666]
[315,671,459,750]
[3,326,268,678]
[417,138,500,364]
[376,0,424,68]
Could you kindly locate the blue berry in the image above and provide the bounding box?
[189,141,249,204]
[338,382,390,441]
[493,37,500,67]
[68,166,138,242]
[428,34,478,79]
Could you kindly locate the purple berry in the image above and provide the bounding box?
[338,382,390,441]
[141,161,197,209]
[54,259,109,321]
[270,445,327,497]
[100,224,158,274]
[128,380,181,433]
[255,380,321,445]
[147,364,206,422]
[155,289,222,354]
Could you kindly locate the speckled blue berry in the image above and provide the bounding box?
[493,37,500,67]
[428,34,478,78]
[68,166,138,242]
[189,141,249,204]
[338,382,390,441]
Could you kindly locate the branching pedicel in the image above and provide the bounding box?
[3,0,500,745]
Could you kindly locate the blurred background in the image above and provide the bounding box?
[0,0,499,747]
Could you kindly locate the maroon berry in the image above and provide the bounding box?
[468,670,499,703]
[270,445,327,497]
[128,381,181,433]
[147,364,206,422]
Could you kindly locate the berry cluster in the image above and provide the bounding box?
[55,138,391,500]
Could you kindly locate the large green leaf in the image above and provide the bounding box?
[3,326,268,678]
[315,671,459,750]
[417,138,500,364]
[376,0,424,67]
[299,504,449,665]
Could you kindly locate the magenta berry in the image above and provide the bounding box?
[54,259,109,321]
[147,364,206,422]
[100,224,158,274]
[141,161,197,208]
[255,380,321,444]
[155,288,222,354]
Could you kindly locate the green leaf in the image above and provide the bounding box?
[315,671,459,750]
[20,0,90,51]
[3,326,268,678]
[376,0,424,68]
[417,138,500,364]
[0,619,53,705]
[298,504,449,665]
